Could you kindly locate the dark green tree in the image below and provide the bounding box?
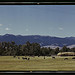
[54,47,59,55]
[61,45,68,52]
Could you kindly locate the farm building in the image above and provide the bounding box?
[57,52,75,56]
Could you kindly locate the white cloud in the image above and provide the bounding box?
[25,29,29,31]
[0,24,3,26]
[59,27,63,30]
[5,28,10,31]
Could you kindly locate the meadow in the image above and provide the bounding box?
[0,56,75,71]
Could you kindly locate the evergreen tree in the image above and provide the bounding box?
[55,47,59,54]
[61,45,68,52]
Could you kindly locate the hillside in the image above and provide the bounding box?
[0,34,75,47]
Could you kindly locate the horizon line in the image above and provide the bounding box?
[0,33,74,38]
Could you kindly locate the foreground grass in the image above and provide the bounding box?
[0,56,75,71]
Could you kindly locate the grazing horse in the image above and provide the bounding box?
[13,56,16,58]
[72,57,75,59]
[38,56,40,57]
[64,58,68,60]
[28,58,30,60]
[44,56,45,59]
[18,57,20,59]
[22,57,27,60]
[52,57,55,59]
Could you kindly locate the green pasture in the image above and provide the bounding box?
[0,56,75,71]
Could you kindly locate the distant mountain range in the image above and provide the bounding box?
[0,34,75,48]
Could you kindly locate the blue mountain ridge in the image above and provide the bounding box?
[0,34,75,47]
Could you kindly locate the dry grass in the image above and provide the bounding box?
[0,56,75,71]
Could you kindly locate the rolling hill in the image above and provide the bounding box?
[0,34,75,48]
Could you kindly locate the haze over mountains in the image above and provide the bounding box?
[0,34,75,48]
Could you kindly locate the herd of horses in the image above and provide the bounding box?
[52,56,75,60]
[14,56,30,60]
[13,56,75,60]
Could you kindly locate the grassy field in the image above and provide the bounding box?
[0,56,75,71]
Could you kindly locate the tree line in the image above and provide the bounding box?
[0,41,75,56]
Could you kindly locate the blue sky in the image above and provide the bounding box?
[0,5,75,37]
